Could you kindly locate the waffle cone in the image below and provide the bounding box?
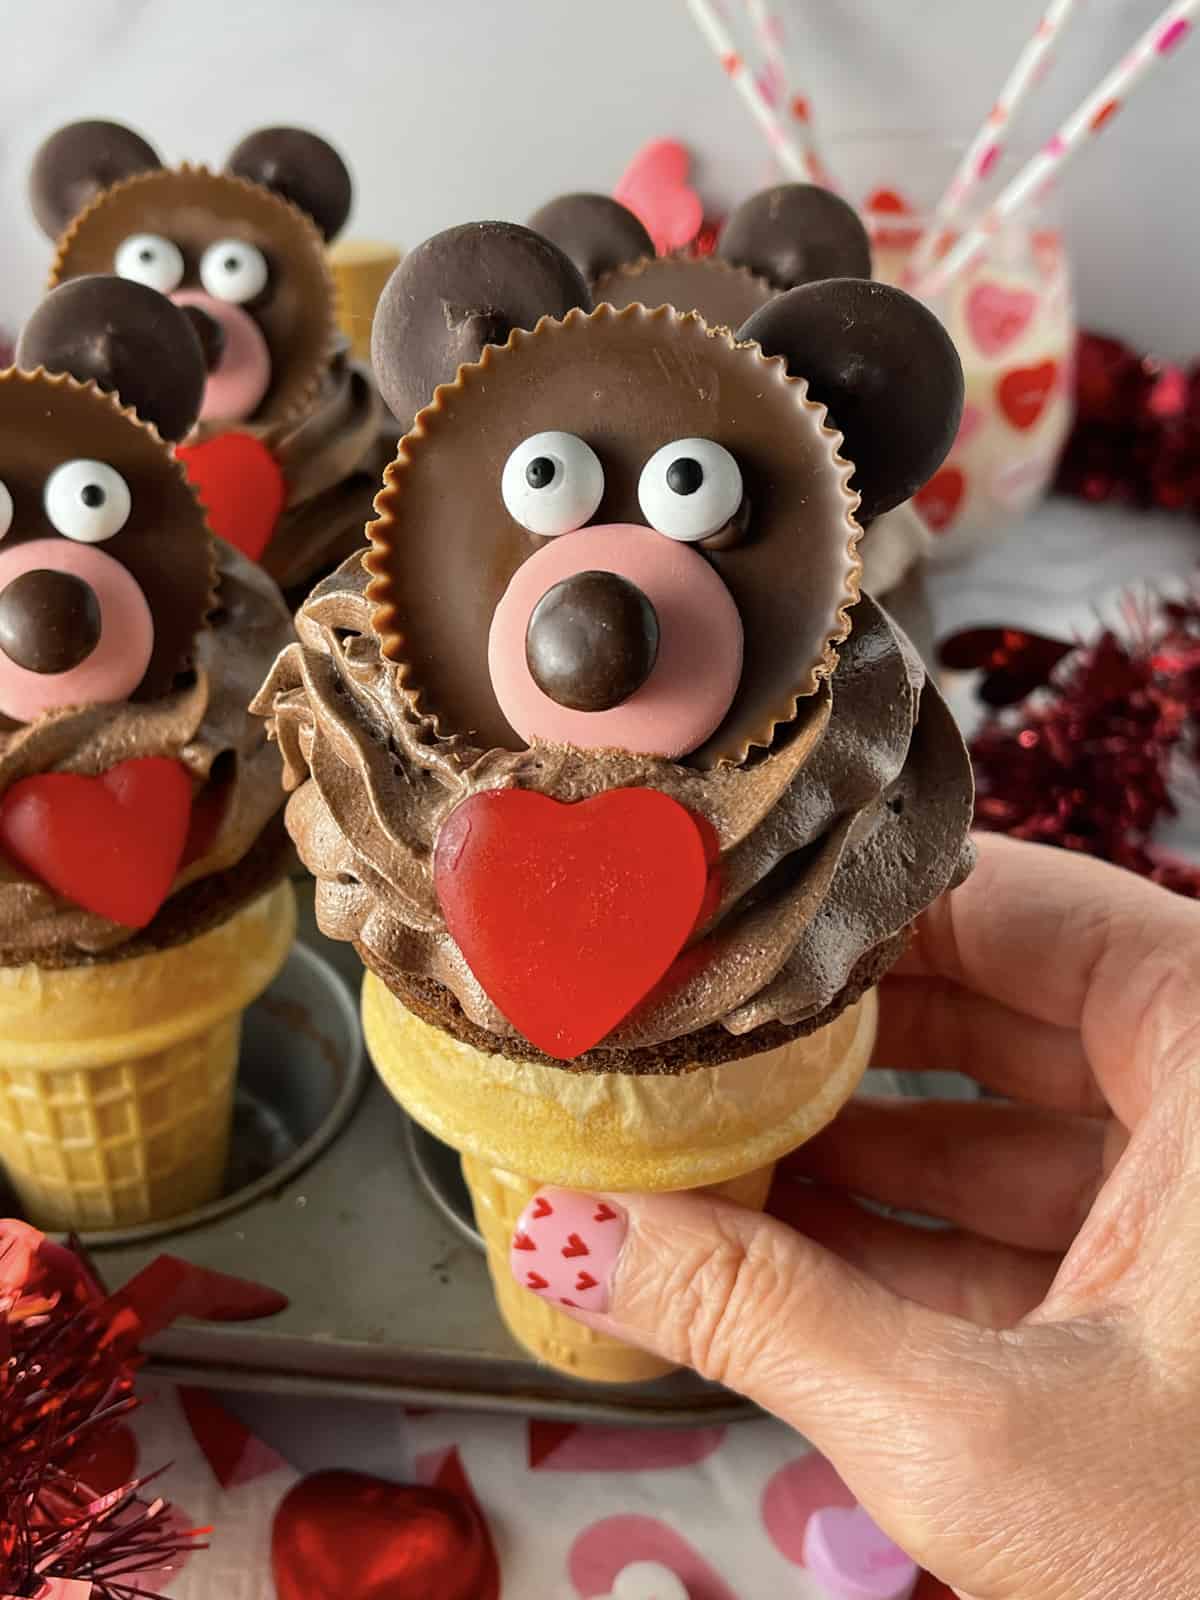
[327,239,403,362]
[363,975,877,1381]
[0,881,295,1231]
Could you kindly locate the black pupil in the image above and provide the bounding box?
[138,248,155,263]
[224,256,241,273]
[80,484,106,509]
[666,457,704,495]
[525,457,556,490]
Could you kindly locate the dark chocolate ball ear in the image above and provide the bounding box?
[30,120,162,240]
[719,184,872,289]
[739,278,963,522]
[227,126,352,240]
[16,276,207,443]
[527,194,655,284]
[371,221,591,425]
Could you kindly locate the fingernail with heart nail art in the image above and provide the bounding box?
[509,1188,627,1313]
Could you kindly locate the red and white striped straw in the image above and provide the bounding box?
[908,0,1082,283]
[917,0,1199,299]
[685,0,829,186]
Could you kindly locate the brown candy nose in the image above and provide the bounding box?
[525,569,659,713]
[0,568,103,674]
[181,304,227,371]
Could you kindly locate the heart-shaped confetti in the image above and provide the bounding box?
[177,430,286,563]
[614,139,704,256]
[434,787,710,1058]
[0,756,192,926]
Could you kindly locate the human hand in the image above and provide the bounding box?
[508,834,1200,1600]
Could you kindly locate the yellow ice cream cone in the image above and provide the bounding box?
[0,881,296,1231]
[363,974,877,1382]
[327,239,404,363]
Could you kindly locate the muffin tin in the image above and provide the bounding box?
[19,886,754,1425]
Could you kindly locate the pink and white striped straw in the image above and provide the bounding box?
[685,0,829,186]
[917,0,1199,299]
[908,0,1082,283]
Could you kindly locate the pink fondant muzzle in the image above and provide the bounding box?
[172,289,271,425]
[488,523,742,760]
[0,540,153,722]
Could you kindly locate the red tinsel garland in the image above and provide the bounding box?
[941,592,1200,895]
[1056,331,1200,512]
[1,1224,287,1600]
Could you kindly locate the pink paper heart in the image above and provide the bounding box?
[614,139,703,256]
[803,1505,918,1600]
[965,281,1036,359]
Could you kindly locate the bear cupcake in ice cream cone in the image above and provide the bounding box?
[256,220,975,1382]
[32,120,387,598]
[0,275,295,1231]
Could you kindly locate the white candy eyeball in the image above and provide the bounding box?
[114,233,185,294]
[44,460,131,544]
[638,438,744,543]
[200,238,269,304]
[0,480,12,541]
[501,431,605,536]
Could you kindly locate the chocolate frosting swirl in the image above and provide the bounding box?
[194,339,388,594]
[256,556,974,1064]
[0,541,292,962]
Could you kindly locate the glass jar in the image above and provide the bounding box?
[827,133,1076,566]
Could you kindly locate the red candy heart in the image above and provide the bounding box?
[434,788,710,1059]
[272,1470,492,1600]
[997,360,1059,430]
[0,756,192,927]
[914,466,966,533]
[177,430,286,563]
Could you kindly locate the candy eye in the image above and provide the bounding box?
[501,431,605,536]
[114,233,185,293]
[44,461,131,544]
[200,238,269,304]
[638,438,744,543]
[0,481,12,541]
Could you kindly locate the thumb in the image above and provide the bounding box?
[507,1184,995,1463]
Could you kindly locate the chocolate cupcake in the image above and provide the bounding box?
[32,121,387,595]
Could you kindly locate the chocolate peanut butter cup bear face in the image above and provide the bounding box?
[0,276,212,723]
[367,224,963,769]
[34,122,349,429]
[529,183,873,333]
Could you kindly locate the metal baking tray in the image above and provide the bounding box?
[24,887,755,1425]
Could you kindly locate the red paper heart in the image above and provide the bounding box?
[593,1202,619,1223]
[525,1271,549,1291]
[561,1233,589,1258]
[575,1271,599,1292]
[532,1195,554,1219]
[0,757,192,927]
[997,360,1059,429]
[177,430,286,563]
[272,1470,491,1600]
[434,788,710,1059]
[512,1231,536,1252]
[614,139,704,256]
[914,466,966,533]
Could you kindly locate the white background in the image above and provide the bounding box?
[0,0,1195,352]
